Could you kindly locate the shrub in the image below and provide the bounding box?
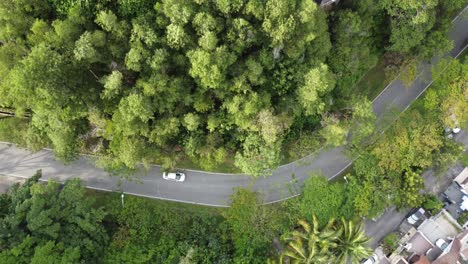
[382,232,399,255]
[422,194,443,215]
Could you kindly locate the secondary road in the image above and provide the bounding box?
[0,8,467,206]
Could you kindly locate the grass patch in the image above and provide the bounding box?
[0,117,29,146]
[349,59,388,101]
[382,232,399,255]
[170,155,240,173]
[459,47,468,61]
[87,188,223,217]
[461,153,468,167]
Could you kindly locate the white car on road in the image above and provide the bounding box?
[163,172,186,182]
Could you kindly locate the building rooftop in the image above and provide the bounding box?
[405,231,434,256]
[454,167,468,190]
[418,210,461,244]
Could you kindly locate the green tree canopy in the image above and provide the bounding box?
[0,171,108,263]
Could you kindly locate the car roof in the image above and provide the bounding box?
[167,173,177,179]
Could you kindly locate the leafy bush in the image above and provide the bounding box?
[422,194,443,215]
[458,211,468,226]
[461,153,468,167]
[300,174,357,225]
[0,117,29,146]
[382,232,399,255]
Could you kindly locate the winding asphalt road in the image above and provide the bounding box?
[0,8,467,207]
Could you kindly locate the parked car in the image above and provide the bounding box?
[435,238,449,250]
[162,172,186,182]
[361,254,378,264]
[407,208,425,225]
[445,126,461,139]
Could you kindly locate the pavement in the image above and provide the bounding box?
[0,8,467,207]
[0,175,24,193]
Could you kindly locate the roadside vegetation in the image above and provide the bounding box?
[0,172,371,263]
[0,0,464,176]
[0,55,465,262]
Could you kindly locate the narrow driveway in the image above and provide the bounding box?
[0,8,467,206]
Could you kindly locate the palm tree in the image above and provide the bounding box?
[334,218,372,264]
[280,216,340,264]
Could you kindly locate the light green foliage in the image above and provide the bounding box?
[462,153,468,167]
[351,68,466,214]
[74,31,106,63]
[0,117,31,147]
[166,24,188,49]
[287,131,322,161]
[458,211,468,226]
[101,71,123,99]
[281,217,340,263]
[297,64,336,116]
[187,47,236,89]
[257,109,291,144]
[320,114,349,147]
[4,44,89,161]
[0,0,50,41]
[400,59,418,88]
[372,111,443,172]
[428,58,468,128]
[183,113,200,131]
[395,170,424,208]
[351,153,392,217]
[349,97,376,145]
[300,174,357,225]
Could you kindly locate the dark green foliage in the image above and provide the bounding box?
[0,171,108,263]
[223,188,282,263]
[328,9,379,102]
[379,0,465,59]
[103,194,233,263]
[458,211,468,226]
[422,194,443,215]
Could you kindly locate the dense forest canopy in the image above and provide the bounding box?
[0,0,464,176]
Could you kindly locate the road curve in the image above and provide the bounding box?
[0,8,467,207]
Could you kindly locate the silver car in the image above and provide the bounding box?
[163,172,186,182]
[407,208,425,225]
